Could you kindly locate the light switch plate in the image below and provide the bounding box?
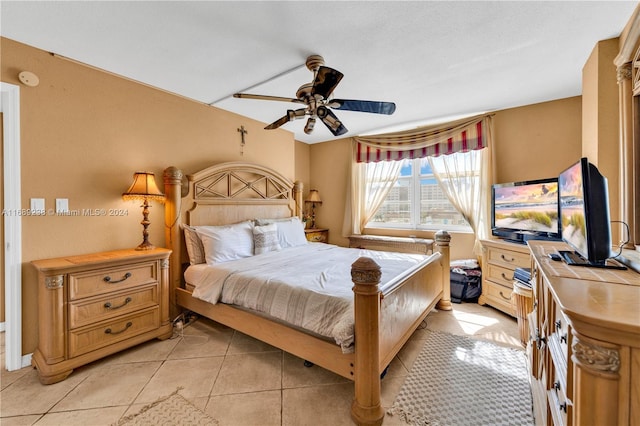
[56,198,69,213]
[30,198,45,213]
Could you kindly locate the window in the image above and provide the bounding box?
[367,157,473,231]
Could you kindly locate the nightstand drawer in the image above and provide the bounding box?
[69,307,160,358]
[486,263,517,287]
[486,246,530,269]
[69,262,157,300]
[69,283,159,328]
[482,280,514,314]
[305,228,328,243]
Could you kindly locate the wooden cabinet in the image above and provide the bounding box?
[31,248,173,384]
[479,239,530,316]
[528,240,640,426]
[305,228,329,243]
[348,235,433,254]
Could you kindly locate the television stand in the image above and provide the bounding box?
[558,250,627,270]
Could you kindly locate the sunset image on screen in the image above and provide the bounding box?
[494,181,559,232]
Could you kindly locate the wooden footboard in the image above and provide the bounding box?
[162,162,451,425]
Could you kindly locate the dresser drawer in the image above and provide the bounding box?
[486,246,530,269]
[69,262,157,300]
[485,263,517,288]
[69,283,159,329]
[68,307,160,358]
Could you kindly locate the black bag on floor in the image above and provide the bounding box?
[450,264,482,303]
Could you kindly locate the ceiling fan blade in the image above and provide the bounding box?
[234,93,305,105]
[316,106,348,136]
[328,99,396,115]
[311,66,344,99]
[264,109,306,130]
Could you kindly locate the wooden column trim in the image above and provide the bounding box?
[617,62,635,248]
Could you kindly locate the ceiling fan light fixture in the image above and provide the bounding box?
[304,117,316,134]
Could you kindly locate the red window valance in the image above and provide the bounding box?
[353,114,491,163]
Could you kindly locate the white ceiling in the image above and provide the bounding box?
[1,1,637,143]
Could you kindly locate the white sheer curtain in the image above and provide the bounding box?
[427,147,491,254]
[343,159,402,235]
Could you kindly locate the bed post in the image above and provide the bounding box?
[435,230,452,311]
[293,180,303,219]
[163,166,183,319]
[351,257,384,426]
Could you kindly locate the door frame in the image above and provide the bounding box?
[1,82,24,371]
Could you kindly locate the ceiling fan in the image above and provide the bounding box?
[233,55,396,137]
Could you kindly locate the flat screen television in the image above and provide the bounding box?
[558,157,625,269]
[491,178,561,244]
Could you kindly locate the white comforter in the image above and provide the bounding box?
[187,243,433,352]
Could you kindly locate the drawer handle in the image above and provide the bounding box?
[104,297,132,310]
[559,402,567,413]
[105,321,132,335]
[103,272,132,284]
[501,254,515,262]
[501,272,514,281]
[555,320,562,331]
[499,291,511,300]
[560,333,568,344]
[553,381,561,393]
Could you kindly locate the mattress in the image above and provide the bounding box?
[185,243,433,351]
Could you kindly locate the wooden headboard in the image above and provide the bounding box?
[163,161,303,315]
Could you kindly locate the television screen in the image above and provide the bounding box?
[558,161,589,257]
[492,179,559,235]
[558,157,623,269]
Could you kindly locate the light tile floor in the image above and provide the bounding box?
[1,303,521,425]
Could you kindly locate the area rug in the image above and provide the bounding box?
[115,388,218,426]
[388,330,534,425]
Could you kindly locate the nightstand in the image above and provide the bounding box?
[31,247,172,384]
[305,228,329,243]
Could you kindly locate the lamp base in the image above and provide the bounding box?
[135,241,156,251]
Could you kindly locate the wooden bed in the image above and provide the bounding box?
[162,161,452,425]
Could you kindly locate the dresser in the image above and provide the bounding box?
[479,239,530,316]
[305,228,329,243]
[527,240,640,426]
[348,235,433,254]
[31,248,173,384]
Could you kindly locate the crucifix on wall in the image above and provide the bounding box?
[237,125,248,155]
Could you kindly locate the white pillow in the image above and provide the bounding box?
[276,217,308,248]
[195,221,254,264]
[253,223,281,254]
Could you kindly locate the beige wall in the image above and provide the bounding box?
[308,97,583,261]
[493,97,583,183]
[582,38,622,244]
[1,37,301,352]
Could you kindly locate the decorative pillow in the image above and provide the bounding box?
[256,217,307,249]
[181,224,205,265]
[253,223,281,255]
[194,221,254,264]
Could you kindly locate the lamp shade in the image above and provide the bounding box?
[306,189,322,203]
[122,172,165,203]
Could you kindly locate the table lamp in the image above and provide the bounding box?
[122,171,165,250]
[305,189,322,229]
